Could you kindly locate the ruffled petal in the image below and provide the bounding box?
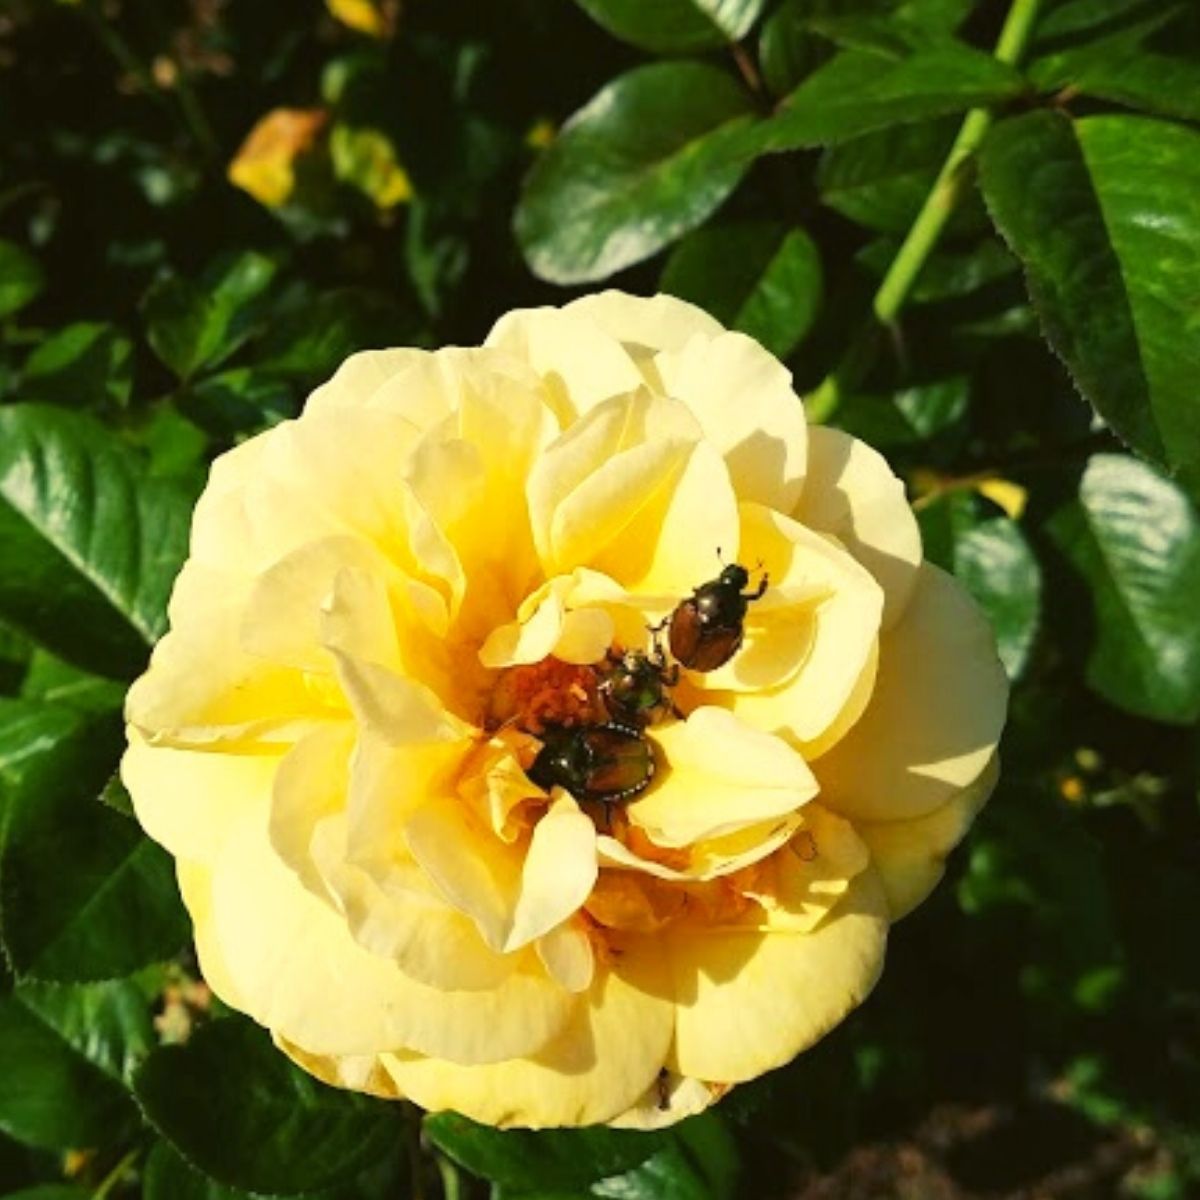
[813,563,1008,822]
[122,732,283,863]
[562,291,724,355]
[666,868,888,1082]
[859,753,999,921]
[381,933,673,1128]
[794,426,922,630]
[655,331,807,512]
[485,306,644,423]
[207,803,574,1063]
[627,708,818,848]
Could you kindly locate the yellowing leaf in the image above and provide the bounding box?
[975,477,1028,520]
[228,108,328,208]
[330,124,413,209]
[326,0,393,38]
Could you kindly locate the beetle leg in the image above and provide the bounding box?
[746,571,770,601]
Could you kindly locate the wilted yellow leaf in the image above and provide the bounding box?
[975,476,1028,520]
[228,108,328,208]
[330,124,412,209]
[326,0,393,38]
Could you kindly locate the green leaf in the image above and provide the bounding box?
[856,235,1017,303]
[833,376,969,448]
[19,650,126,714]
[918,491,1041,679]
[758,0,825,97]
[1030,26,1200,124]
[0,700,188,982]
[186,368,295,436]
[252,288,410,380]
[817,118,989,235]
[761,46,1024,151]
[16,975,157,1086]
[660,221,822,358]
[142,252,279,381]
[0,404,195,678]
[21,323,133,409]
[572,0,766,54]
[0,984,139,1150]
[979,111,1200,501]
[0,242,44,319]
[424,1111,669,1191]
[515,63,761,284]
[1049,454,1200,723]
[143,1142,282,1200]
[134,1018,400,1196]
[2,1187,91,1200]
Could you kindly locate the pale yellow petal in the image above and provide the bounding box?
[382,934,673,1128]
[588,441,741,597]
[305,347,430,412]
[210,802,573,1063]
[122,732,282,863]
[627,708,817,848]
[485,306,644,422]
[176,859,244,1009]
[655,331,807,511]
[794,426,922,630]
[859,752,999,921]
[608,1073,719,1130]
[813,563,1008,822]
[536,922,595,994]
[274,1036,401,1099]
[562,291,724,355]
[666,868,888,1082]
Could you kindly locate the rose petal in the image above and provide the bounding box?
[655,331,807,512]
[813,563,1008,822]
[382,933,672,1128]
[627,708,818,848]
[793,426,922,630]
[666,868,888,1082]
[859,752,999,921]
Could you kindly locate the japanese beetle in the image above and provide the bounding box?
[667,562,768,672]
[528,721,655,805]
[598,640,680,727]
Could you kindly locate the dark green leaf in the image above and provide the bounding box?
[758,0,825,97]
[142,252,279,381]
[1049,454,1200,723]
[515,63,761,284]
[0,699,188,981]
[252,289,410,380]
[856,235,1017,302]
[573,0,766,54]
[0,404,195,678]
[21,323,133,409]
[424,1111,669,1191]
[919,491,1041,679]
[660,221,822,357]
[134,1018,400,1196]
[143,1142,283,1200]
[0,985,139,1150]
[979,111,1200,500]
[16,974,157,1085]
[817,118,989,235]
[0,242,44,319]
[2,1188,91,1200]
[761,47,1024,151]
[833,376,970,448]
[594,1114,738,1200]
[1030,15,1200,123]
[19,649,126,714]
[186,368,296,436]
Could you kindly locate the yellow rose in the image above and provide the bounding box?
[123,291,1007,1129]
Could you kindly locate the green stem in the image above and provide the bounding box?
[92,1147,139,1200]
[436,1154,465,1200]
[806,0,1043,419]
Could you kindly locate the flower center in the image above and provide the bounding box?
[485,656,606,733]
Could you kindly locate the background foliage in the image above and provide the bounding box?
[0,0,1198,1197]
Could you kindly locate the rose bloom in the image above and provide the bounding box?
[124,292,1007,1129]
